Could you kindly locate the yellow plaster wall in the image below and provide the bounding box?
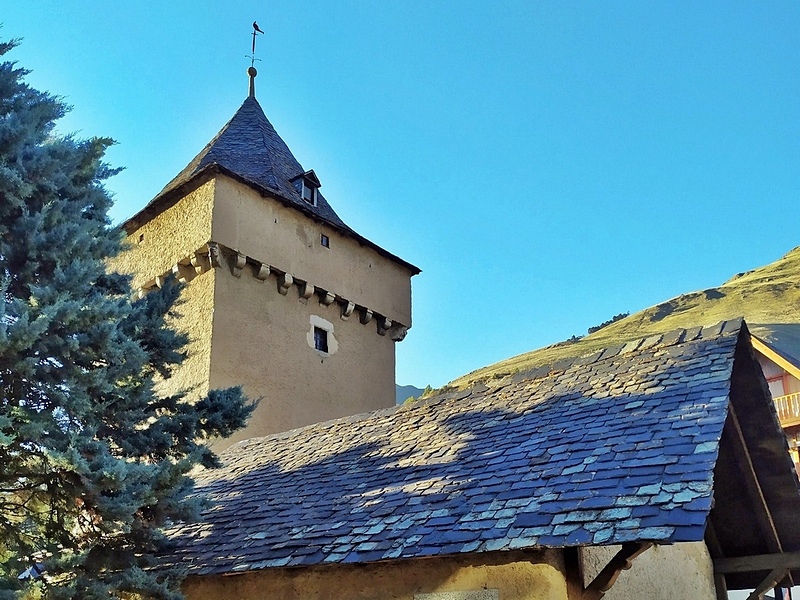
[581,542,716,600]
[113,184,217,403]
[157,269,216,401]
[183,551,568,600]
[114,181,215,288]
[210,176,413,326]
[208,258,397,447]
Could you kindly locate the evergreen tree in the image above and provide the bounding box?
[0,39,252,599]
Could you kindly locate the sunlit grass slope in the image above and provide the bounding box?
[449,246,800,389]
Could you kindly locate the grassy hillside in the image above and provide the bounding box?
[450,245,800,389]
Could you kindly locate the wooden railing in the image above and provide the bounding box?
[774,392,800,428]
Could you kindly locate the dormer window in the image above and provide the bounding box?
[291,170,321,207]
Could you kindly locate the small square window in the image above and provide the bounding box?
[313,326,329,353]
[320,234,330,248]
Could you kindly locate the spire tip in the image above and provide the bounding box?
[248,66,257,98]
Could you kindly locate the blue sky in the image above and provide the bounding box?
[4,2,799,388]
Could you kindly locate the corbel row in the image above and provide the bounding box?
[137,242,409,342]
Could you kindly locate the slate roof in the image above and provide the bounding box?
[157,96,349,230]
[165,318,799,577]
[124,96,420,274]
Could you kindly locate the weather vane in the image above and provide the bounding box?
[247,21,265,67]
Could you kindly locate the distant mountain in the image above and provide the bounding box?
[450,245,800,389]
[396,384,425,404]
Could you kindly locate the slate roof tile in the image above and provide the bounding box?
[165,320,751,576]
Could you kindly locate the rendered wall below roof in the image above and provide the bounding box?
[211,176,413,326]
[182,550,567,600]
[581,542,716,600]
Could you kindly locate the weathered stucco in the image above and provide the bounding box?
[182,551,567,600]
[211,176,413,326]
[114,180,215,289]
[208,256,396,447]
[156,269,215,401]
[581,542,716,600]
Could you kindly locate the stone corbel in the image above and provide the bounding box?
[278,273,293,295]
[191,251,208,274]
[172,263,193,283]
[232,252,246,278]
[300,282,315,299]
[341,301,355,320]
[378,317,392,336]
[254,263,270,281]
[207,242,222,268]
[319,291,335,306]
[360,308,373,325]
[389,324,408,342]
[154,275,165,289]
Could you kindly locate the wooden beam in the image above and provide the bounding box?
[705,520,724,559]
[562,547,584,600]
[582,543,653,600]
[706,522,728,600]
[714,551,800,574]
[724,403,783,555]
[745,568,789,600]
[713,572,728,600]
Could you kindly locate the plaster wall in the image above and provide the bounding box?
[115,181,215,288]
[158,270,216,401]
[182,550,567,600]
[208,258,397,447]
[114,185,217,403]
[581,542,716,600]
[211,176,413,326]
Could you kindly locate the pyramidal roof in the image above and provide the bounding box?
[124,94,419,273]
[156,96,349,230]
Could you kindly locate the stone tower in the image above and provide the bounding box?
[116,73,419,448]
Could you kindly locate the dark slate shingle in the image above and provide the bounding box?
[165,321,747,576]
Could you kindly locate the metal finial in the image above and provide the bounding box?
[246,22,265,98]
[248,66,258,98]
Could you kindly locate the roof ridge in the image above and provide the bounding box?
[459,317,746,393]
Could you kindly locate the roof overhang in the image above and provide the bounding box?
[751,335,800,381]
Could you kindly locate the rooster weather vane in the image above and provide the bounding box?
[248,21,265,67]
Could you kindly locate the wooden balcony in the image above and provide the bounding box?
[774,392,800,428]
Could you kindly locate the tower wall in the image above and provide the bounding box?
[163,270,216,401]
[208,255,396,447]
[114,181,217,401]
[115,181,215,288]
[117,175,411,447]
[211,177,413,327]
